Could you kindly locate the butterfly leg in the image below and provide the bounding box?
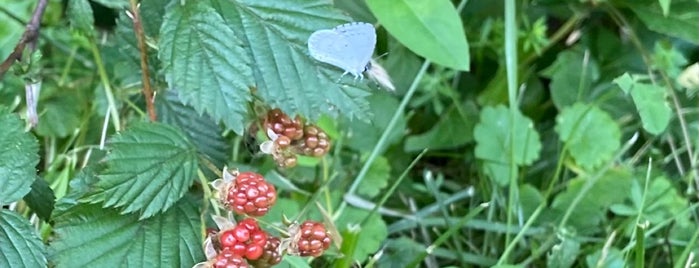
[336,71,349,83]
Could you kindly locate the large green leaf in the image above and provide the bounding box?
[157,90,229,168]
[84,122,198,219]
[0,113,39,204]
[473,105,541,186]
[627,0,699,45]
[555,103,621,171]
[158,0,252,134]
[49,197,203,268]
[613,73,672,135]
[540,49,600,110]
[366,0,470,71]
[0,210,47,268]
[158,0,372,135]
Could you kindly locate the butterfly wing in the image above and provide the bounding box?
[333,22,376,75]
[308,29,354,73]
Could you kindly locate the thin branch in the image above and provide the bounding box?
[128,0,157,121]
[0,0,49,78]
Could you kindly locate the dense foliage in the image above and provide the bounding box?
[0,0,697,267]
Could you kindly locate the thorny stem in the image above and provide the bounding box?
[0,0,48,78]
[128,0,157,121]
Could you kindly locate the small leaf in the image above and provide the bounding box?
[540,50,600,109]
[0,113,39,204]
[67,0,94,36]
[343,94,406,152]
[85,122,198,219]
[336,207,388,263]
[473,105,541,185]
[404,102,478,152]
[0,210,47,268]
[366,0,470,70]
[555,103,620,170]
[547,235,580,268]
[158,0,253,134]
[49,197,204,268]
[613,73,671,134]
[23,177,56,222]
[357,155,390,198]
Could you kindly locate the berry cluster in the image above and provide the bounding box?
[261,108,332,168]
[223,172,277,217]
[293,220,333,257]
[198,168,334,268]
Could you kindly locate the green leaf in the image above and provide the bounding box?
[0,113,39,204]
[404,102,478,152]
[613,75,672,135]
[67,0,94,36]
[343,94,406,152]
[540,50,600,109]
[85,122,198,219]
[23,177,56,222]
[49,197,204,268]
[548,169,632,234]
[547,235,580,268]
[158,0,253,134]
[628,0,699,45]
[366,0,470,70]
[473,105,541,185]
[336,207,388,263]
[0,210,47,268]
[157,90,229,168]
[555,103,620,170]
[35,90,84,138]
[357,155,390,198]
[260,197,300,225]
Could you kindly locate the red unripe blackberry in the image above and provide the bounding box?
[224,172,277,217]
[213,248,248,268]
[218,218,269,261]
[296,220,331,257]
[248,236,282,268]
[266,108,304,141]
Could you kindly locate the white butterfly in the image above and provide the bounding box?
[308,22,376,80]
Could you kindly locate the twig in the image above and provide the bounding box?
[128,0,157,121]
[0,0,49,78]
